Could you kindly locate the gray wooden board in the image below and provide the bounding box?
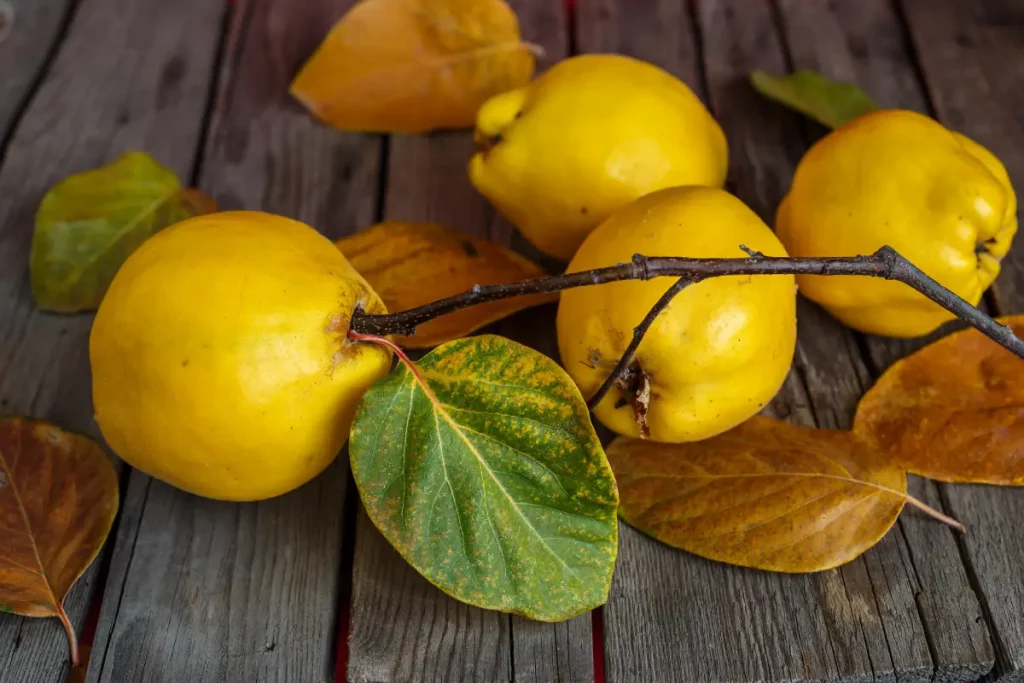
[588,1,992,682]
[345,1,593,681]
[895,2,1024,681]
[0,0,72,145]
[83,0,382,681]
[0,0,224,679]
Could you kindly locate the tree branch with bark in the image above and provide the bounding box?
[349,245,1024,406]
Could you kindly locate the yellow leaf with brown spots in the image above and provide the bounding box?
[0,418,119,665]
[338,222,555,348]
[854,315,1024,485]
[350,335,618,620]
[607,417,913,573]
[290,0,537,133]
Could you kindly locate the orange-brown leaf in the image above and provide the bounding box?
[854,316,1024,485]
[289,0,536,133]
[607,417,909,573]
[338,221,555,347]
[0,418,119,665]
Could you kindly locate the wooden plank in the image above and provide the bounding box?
[82,1,380,682]
[0,0,224,679]
[0,0,72,143]
[345,2,586,681]
[589,1,991,681]
[897,2,1024,681]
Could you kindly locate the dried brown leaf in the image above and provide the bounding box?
[290,0,537,133]
[0,418,119,665]
[338,221,555,347]
[855,315,1024,484]
[607,417,917,572]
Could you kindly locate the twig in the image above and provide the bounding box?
[587,277,691,409]
[350,247,1024,390]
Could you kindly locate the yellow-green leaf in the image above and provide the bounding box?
[30,151,216,312]
[750,69,879,129]
[350,335,619,621]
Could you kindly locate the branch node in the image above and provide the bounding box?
[739,244,763,258]
[631,253,651,280]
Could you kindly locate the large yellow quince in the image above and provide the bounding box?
[558,187,797,443]
[777,109,1017,338]
[90,211,393,501]
[469,54,727,261]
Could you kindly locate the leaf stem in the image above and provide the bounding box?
[56,602,79,666]
[348,330,429,388]
[904,494,965,532]
[350,246,1024,401]
[349,330,414,367]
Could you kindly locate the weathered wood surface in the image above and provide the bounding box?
[0,0,72,144]
[345,2,592,681]
[591,1,992,682]
[84,0,378,681]
[0,0,224,679]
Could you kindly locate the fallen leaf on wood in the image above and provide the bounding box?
[31,151,216,312]
[290,0,537,133]
[750,69,878,129]
[855,316,1024,485]
[338,222,555,347]
[350,334,619,620]
[0,418,119,665]
[607,416,956,573]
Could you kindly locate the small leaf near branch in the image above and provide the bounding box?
[30,151,216,312]
[338,222,556,348]
[750,69,879,129]
[290,0,537,133]
[349,334,619,621]
[0,417,120,665]
[855,315,1024,485]
[607,417,955,573]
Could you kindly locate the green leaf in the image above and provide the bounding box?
[350,335,619,621]
[750,69,879,129]
[30,151,216,312]
[0,604,13,614]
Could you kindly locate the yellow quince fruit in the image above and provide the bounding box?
[469,54,728,261]
[90,211,393,501]
[558,186,797,443]
[777,109,1017,338]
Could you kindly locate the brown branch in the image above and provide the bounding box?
[349,246,1024,399]
[587,277,691,409]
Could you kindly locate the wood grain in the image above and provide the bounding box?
[898,1,1024,680]
[0,0,72,145]
[345,1,587,681]
[82,1,381,682]
[0,0,224,679]
[589,1,992,681]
